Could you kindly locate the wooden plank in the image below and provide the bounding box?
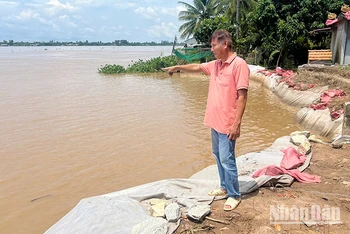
[344,102,350,136]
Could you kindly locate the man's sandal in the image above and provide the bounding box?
[223,197,241,211]
[208,188,227,196]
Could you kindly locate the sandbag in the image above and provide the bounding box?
[296,108,343,139]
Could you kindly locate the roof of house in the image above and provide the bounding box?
[183,38,198,46]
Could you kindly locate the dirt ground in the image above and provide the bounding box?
[175,66,350,234]
[175,140,350,234]
[295,66,350,111]
[295,66,350,91]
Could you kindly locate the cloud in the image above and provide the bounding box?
[146,22,177,38]
[135,6,181,20]
[67,22,78,28]
[0,0,182,42]
[114,1,137,9]
[99,25,125,35]
[6,9,60,32]
[75,0,94,4]
[176,5,187,12]
[32,13,47,24]
[160,6,181,17]
[134,6,158,20]
[16,10,34,20]
[84,27,94,33]
[58,14,78,27]
[0,1,18,6]
[45,0,79,15]
[25,3,42,8]
[11,10,43,23]
[59,14,69,20]
[75,0,105,7]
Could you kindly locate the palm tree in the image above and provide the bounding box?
[178,0,219,39]
[217,0,257,38]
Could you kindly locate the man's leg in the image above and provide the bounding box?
[211,128,226,191]
[218,132,240,199]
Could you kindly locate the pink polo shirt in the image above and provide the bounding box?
[200,53,250,134]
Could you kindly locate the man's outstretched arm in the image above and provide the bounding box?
[162,64,201,76]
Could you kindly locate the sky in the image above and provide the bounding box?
[0,0,190,43]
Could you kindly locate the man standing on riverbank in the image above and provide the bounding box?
[163,30,249,211]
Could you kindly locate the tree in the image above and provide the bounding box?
[216,0,257,38]
[178,0,220,39]
[250,0,350,68]
[194,16,234,45]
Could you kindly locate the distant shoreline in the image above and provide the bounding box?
[0,44,178,47]
[0,40,182,47]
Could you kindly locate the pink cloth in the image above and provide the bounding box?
[200,53,250,134]
[345,12,350,20]
[309,102,328,110]
[325,12,350,26]
[326,19,338,26]
[280,147,306,170]
[309,89,346,119]
[320,95,333,103]
[323,89,346,98]
[252,165,321,183]
[252,147,321,183]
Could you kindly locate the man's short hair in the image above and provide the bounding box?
[211,30,232,49]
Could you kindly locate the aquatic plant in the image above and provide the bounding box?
[98,55,179,74]
[98,64,126,74]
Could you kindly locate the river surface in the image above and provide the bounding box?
[0,46,300,233]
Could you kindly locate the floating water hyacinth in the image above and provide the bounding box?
[98,55,179,74]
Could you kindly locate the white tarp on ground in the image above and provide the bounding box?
[45,136,313,234]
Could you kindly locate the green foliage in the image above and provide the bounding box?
[178,0,221,39]
[194,16,234,45]
[340,65,350,71]
[268,50,280,63]
[126,56,178,73]
[250,0,350,68]
[192,0,258,56]
[235,11,259,57]
[98,64,126,74]
[237,0,257,16]
[217,0,258,24]
[98,55,179,74]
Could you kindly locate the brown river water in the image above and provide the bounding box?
[0,46,300,233]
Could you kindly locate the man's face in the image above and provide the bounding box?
[211,38,226,60]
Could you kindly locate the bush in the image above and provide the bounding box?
[98,55,179,74]
[98,64,126,74]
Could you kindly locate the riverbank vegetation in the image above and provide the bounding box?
[179,0,349,68]
[98,55,179,74]
[99,0,349,74]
